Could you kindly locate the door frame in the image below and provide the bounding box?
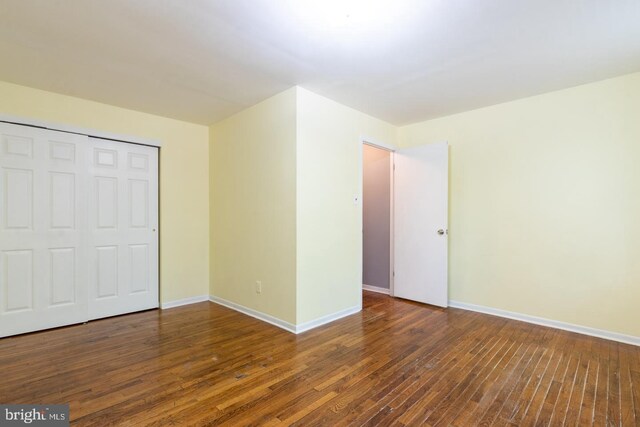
[359,136,397,297]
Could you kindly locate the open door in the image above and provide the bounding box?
[393,141,448,307]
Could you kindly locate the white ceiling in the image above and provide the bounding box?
[0,0,639,126]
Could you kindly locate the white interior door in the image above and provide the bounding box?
[0,123,89,337]
[87,137,159,320]
[393,141,448,307]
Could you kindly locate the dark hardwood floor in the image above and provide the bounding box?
[0,291,638,426]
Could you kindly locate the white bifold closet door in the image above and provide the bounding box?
[0,122,158,338]
[87,137,158,320]
[0,123,88,337]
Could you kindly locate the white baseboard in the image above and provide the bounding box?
[209,295,297,333]
[362,284,390,295]
[448,300,640,347]
[161,295,209,309]
[295,305,362,334]
[208,295,361,334]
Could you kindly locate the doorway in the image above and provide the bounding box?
[361,139,449,308]
[362,143,393,295]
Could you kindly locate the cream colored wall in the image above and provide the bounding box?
[0,80,210,304]
[209,88,298,324]
[399,72,640,337]
[208,87,396,326]
[296,88,397,324]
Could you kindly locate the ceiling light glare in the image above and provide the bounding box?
[285,0,413,35]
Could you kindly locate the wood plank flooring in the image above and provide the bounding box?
[0,291,638,426]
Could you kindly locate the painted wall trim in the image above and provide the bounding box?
[209,296,361,334]
[360,135,398,152]
[295,305,362,334]
[449,300,640,347]
[359,135,396,296]
[209,296,297,333]
[363,285,391,295]
[161,295,209,309]
[0,113,162,147]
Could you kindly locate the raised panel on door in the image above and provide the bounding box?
[3,250,34,312]
[129,179,148,228]
[88,137,158,320]
[129,244,149,293]
[50,172,75,229]
[2,134,33,158]
[3,168,33,230]
[96,177,118,229]
[49,248,76,306]
[96,246,118,298]
[0,123,88,337]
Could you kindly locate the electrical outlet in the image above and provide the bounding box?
[255,280,262,294]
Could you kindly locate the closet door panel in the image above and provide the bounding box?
[87,138,158,320]
[0,123,88,337]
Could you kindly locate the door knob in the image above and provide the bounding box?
[437,229,446,235]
